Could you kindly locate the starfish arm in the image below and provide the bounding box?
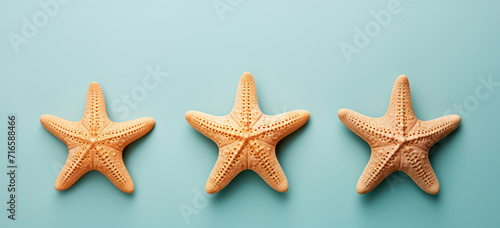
[55,145,93,191]
[254,110,310,145]
[94,145,134,193]
[248,140,288,192]
[401,147,440,194]
[230,72,263,130]
[338,109,396,147]
[185,111,241,147]
[408,115,461,149]
[356,146,400,194]
[81,82,111,132]
[40,114,89,149]
[205,141,247,194]
[385,75,417,134]
[100,117,155,151]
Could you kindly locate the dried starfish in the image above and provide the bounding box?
[338,75,461,194]
[185,72,310,194]
[40,82,155,193]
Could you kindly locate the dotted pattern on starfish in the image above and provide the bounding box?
[40,82,155,193]
[185,72,310,194]
[338,75,460,195]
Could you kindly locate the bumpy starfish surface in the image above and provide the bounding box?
[40,82,155,193]
[185,72,310,194]
[338,75,461,195]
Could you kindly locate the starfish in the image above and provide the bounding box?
[338,75,461,195]
[40,82,155,193]
[185,72,310,194]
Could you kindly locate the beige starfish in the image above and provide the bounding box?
[185,72,310,194]
[338,75,461,194]
[40,82,155,193]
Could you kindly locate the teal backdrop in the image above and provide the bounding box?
[1,0,499,227]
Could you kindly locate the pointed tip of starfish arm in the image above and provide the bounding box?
[140,117,156,127]
[449,114,462,125]
[356,182,373,194]
[337,108,350,119]
[89,81,101,87]
[87,81,104,93]
[40,114,53,124]
[274,181,289,193]
[423,183,440,195]
[241,72,254,80]
[337,109,360,125]
[205,181,221,194]
[296,110,310,120]
[185,111,199,123]
[54,182,69,191]
[119,184,135,194]
[40,114,66,131]
[356,183,368,194]
[395,75,409,84]
[86,81,104,96]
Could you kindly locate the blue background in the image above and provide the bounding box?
[1,0,499,227]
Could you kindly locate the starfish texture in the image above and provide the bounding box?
[338,75,461,194]
[40,82,155,193]
[185,72,310,194]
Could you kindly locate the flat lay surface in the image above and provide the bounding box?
[1,1,499,227]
